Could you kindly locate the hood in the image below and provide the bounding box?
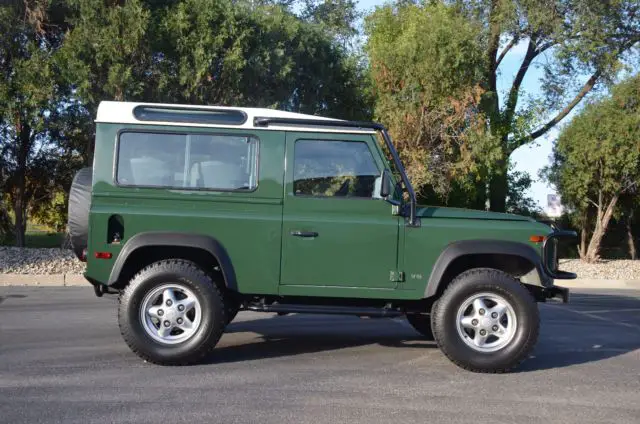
[415,205,533,222]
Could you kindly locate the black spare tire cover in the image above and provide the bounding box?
[68,167,93,259]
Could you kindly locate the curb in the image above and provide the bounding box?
[0,273,87,287]
[1,274,639,290]
[555,279,640,290]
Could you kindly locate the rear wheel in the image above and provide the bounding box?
[431,268,539,373]
[405,313,434,340]
[118,260,226,365]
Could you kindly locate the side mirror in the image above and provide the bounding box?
[380,169,391,198]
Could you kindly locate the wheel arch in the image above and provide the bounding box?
[108,232,237,291]
[424,240,548,299]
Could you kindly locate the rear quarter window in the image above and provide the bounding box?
[116,131,259,191]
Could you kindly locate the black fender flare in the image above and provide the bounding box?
[107,232,237,290]
[424,239,546,298]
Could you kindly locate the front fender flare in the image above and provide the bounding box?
[424,239,547,298]
[107,232,237,290]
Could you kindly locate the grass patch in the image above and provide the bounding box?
[24,232,65,248]
[1,230,65,248]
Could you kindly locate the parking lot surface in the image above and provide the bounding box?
[1,287,639,424]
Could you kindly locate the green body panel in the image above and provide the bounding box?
[415,206,532,221]
[86,123,285,295]
[280,131,400,292]
[85,122,553,301]
[399,209,552,296]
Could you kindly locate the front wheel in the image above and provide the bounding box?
[431,268,539,373]
[118,260,226,365]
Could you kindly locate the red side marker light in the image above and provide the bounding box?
[529,235,545,243]
[95,251,113,259]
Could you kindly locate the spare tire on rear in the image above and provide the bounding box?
[68,167,93,260]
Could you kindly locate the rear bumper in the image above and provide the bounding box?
[85,274,117,297]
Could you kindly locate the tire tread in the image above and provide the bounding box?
[431,267,539,373]
[118,259,226,365]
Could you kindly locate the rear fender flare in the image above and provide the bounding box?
[107,232,237,290]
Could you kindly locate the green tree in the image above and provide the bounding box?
[300,0,360,45]
[543,75,640,262]
[505,166,539,216]
[60,0,371,119]
[366,0,640,211]
[365,2,494,207]
[0,0,70,246]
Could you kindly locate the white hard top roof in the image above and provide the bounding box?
[95,101,376,134]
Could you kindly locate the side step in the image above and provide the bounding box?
[245,303,404,318]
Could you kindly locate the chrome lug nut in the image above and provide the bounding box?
[166,299,173,307]
[157,309,164,316]
[479,329,487,336]
[163,320,171,327]
[491,312,498,318]
[471,319,479,326]
[492,325,498,331]
[178,304,185,312]
[177,317,183,325]
[479,309,485,315]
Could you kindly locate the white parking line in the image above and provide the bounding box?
[545,304,640,331]
[576,308,640,314]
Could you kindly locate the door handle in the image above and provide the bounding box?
[290,230,318,238]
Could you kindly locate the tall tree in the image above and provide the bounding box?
[300,0,360,46]
[365,3,494,207]
[0,0,69,246]
[543,75,640,262]
[60,0,371,119]
[366,0,640,211]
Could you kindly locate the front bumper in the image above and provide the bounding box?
[535,230,576,303]
[542,230,578,280]
[542,285,570,303]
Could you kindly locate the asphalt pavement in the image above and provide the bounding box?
[1,287,639,424]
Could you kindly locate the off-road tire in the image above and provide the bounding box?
[431,268,539,373]
[67,167,92,259]
[118,259,226,365]
[406,313,434,340]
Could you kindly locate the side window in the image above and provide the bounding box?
[293,140,380,198]
[117,132,259,191]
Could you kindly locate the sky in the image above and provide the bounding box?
[356,0,562,208]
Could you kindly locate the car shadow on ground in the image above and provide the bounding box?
[204,315,437,364]
[205,292,640,372]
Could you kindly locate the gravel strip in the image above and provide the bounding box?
[559,258,640,280]
[0,247,86,274]
[1,247,639,280]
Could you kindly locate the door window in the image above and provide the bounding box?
[293,140,380,198]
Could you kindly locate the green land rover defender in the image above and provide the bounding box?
[67,101,575,372]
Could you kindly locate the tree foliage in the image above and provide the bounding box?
[0,0,73,246]
[543,75,640,262]
[365,2,496,207]
[0,0,371,245]
[366,0,640,211]
[59,0,371,119]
